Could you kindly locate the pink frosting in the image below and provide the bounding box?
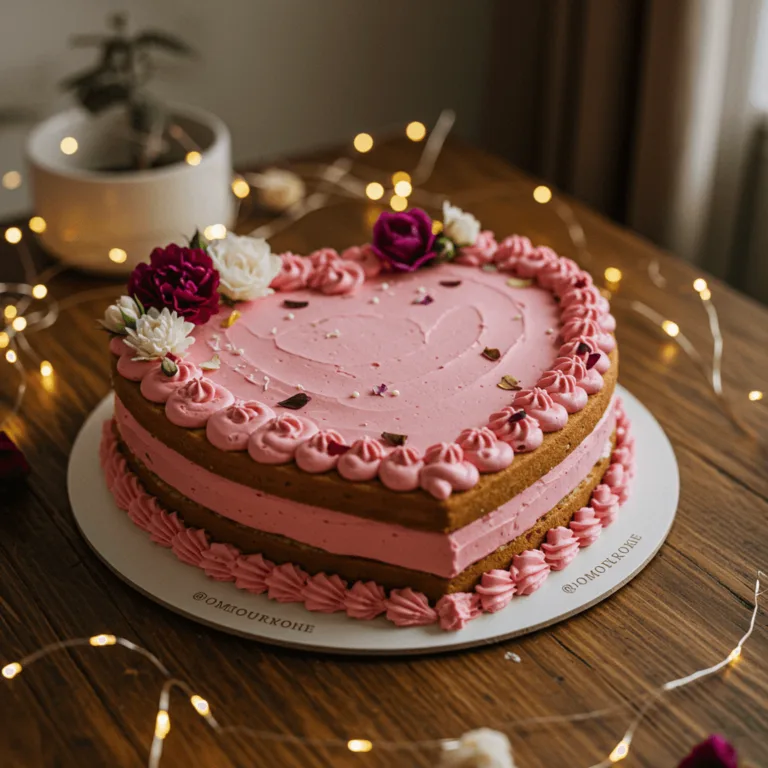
[337,436,386,481]
[309,247,340,269]
[558,337,610,375]
[117,353,158,382]
[475,568,516,613]
[486,407,544,452]
[248,414,318,464]
[561,303,616,333]
[140,362,202,404]
[560,285,610,313]
[171,528,210,567]
[419,442,480,500]
[233,553,274,594]
[385,588,438,627]
[271,252,314,291]
[561,317,615,352]
[109,335,130,355]
[200,542,239,581]
[569,507,602,547]
[512,388,568,432]
[591,484,620,527]
[611,445,634,471]
[345,580,387,620]
[456,427,514,472]
[295,429,346,473]
[492,234,534,271]
[378,446,424,492]
[149,508,184,547]
[303,573,348,613]
[455,231,498,266]
[513,549,550,596]
[505,245,558,278]
[341,244,382,278]
[541,527,580,571]
[165,377,235,429]
[265,562,308,603]
[603,463,630,503]
[436,592,482,631]
[206,400,275,451]
[552,356,603,395]
[112,468,141,511]
[536,257,580,290]
[537,370,588,414]
[308,258,365,296]
[127,493,157,533]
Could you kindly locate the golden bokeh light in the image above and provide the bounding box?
[231,178,250,198]
[365,182,384,201]
[2,662,21,679]
[661,320,680,338]
[392,171,411,185]
[405,121,426,141]
[604,267,623,283]
[748,390,764,402]
[347,739,373,753]
[533,185,553,204]
[11,316,27,332]
[203,224,227,240]
[0,332,8,348]
[5,349,18,364]
[185,151,202,166]
[4,305,17,320]
[29,216,47,233]
[190,695,210,716]
[353,133,374,153]
[40,360,53,377]
[2,171,21,190]
[60,137,78,155]
[5,227,22,244]
[390,194,407,212]
[108,248,127,264]
[693,278,708,293]
[394,180,412,197]
[32,284,47,299]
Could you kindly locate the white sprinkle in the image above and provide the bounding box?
[234,363,246,371]
[417,286,427,293]
[245,374,260,385]
[326,329,340,339]
[207,338,221,351]
[351,391,360,398]
[285,312,295,320]
[296,383,304,391]
[380,282,390,290]
[211,333,220,341]
[233,348,244,356]
[391,389,400,397]
[546,328,554,335]
[504,652,521,663]
[270,327,277,335]
[265,287,275,296]
[263,375,270,392]
[370,296,380,304]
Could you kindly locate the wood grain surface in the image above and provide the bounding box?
[0,138,766,768]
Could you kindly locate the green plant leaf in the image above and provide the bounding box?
[77,82,131,113]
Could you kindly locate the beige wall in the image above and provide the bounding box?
[0,0,493,218]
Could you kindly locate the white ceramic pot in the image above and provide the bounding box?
[26,104,235,275]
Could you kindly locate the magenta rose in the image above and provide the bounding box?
[371,208,437,272]
[677,735,737,768]
[128,244,220,325]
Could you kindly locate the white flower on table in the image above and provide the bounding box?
[439,728,516,768]
[100,295,142,334]
[443,201,481,247]
[124,307,195,361]
[208,233,282,302]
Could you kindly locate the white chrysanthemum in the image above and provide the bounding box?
[208,233,282,302]
[443,201,481,247]
[124,307,195,360]
[100,295,142,334]
[439,729,516,768]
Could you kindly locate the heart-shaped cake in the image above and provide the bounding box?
[100,204,634,631]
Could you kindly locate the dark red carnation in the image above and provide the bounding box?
[128,244,220,325]
[0,431,30,484]
[678,735,738,768]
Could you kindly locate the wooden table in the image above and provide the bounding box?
[1,139,766,768]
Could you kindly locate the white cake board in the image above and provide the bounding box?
[68,386,678,655]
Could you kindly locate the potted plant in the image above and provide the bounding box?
[26,13,234,275]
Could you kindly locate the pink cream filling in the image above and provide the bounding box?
[115,397,615,578]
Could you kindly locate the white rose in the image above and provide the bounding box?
[443,201,481,247]
[439,729,516,768]
[124,307,195,360]
[208,233,282,302]
[100,295,142,334]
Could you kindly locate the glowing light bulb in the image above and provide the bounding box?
[699,288,712,301]
[203,224,227,241]
[231,178,250,198]
[108,248,127,264]
[390,194,407,212]
[2,662,21,679]
[347,739,373,753]
[88,634,116,647]
[5,227,22,244]
[693,278,708,293]
[392,171,411,185]
[185,151,202,166]
[4,305,17,320]
[728,646,742,663]
[40,360,53,377]
[365,182,384,200]
[11,316,27,332]
[32,284,47,299]
[394,180,412,197]
[2,171,21,190]
[0,332,8,348]
[533,185,552,204]
[406,121,426,141]
[29,216,47,234]
[60,137,78,155]
[604,267,622,283]
[353,133,373,153]
[661,320,679,338]
[748,390,764,402]
[609,740,630,763]
[432,220,443,235]
[5,350,17,364]
[190,695,210,716]
[154,710,171,739]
